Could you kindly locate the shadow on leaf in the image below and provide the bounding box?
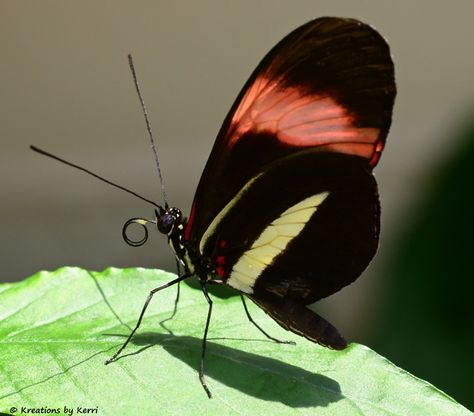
[124,331,343,407]
[0,345,118,401]
[89,271,341,407]
[87,271,132,331]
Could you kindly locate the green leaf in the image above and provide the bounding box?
[0,268,470,415]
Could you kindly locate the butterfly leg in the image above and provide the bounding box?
[160,259,182,328]
[199,282,213,398]
[172,258,182,317]
[240,295,295,345]
[105,273,190,365]
[171,282,180,317]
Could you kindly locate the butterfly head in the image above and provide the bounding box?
[121,206,184,248]
[155,206,184,237]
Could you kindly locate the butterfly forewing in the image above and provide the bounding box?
[185,17,395,244]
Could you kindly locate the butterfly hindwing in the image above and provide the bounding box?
[196,150,379,347]
[200,151,379,302]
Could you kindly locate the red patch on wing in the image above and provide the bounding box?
[227,76,380,161]
[184,203,196,240]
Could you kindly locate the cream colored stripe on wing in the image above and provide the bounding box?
[227,191,329,293]
[199,173,263,254]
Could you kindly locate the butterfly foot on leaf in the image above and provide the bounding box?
[267,336,296,345]
[278,339,296,345]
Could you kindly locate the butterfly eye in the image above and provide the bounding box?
[157,213,175,234]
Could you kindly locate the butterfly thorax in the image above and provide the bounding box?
[158,206,218,282]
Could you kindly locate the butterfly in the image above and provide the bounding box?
[32,16,395,398]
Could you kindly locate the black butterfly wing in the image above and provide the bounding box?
[185,17,395,245]
[199,150,378,299]
[183,17,395,348]
[198,150,379,348]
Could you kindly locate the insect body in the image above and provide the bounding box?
[117,16,395,397]
[33,16,396,398]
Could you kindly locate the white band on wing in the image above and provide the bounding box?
[227,191,330,294]
[199,173,263,255]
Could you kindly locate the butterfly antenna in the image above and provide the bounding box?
[30,145,161,210]
[127,54,169,209]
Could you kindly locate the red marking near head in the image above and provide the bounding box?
[184,203,196,240]
[216,255,226,265]
[228,75,380,161]
[216,266,226,277]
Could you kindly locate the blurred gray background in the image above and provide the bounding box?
[1,0,474,407]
